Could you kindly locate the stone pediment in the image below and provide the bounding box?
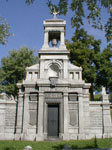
[26,64,39,71]
[68,62,82,71]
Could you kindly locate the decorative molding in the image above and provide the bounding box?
[49,77,58,87]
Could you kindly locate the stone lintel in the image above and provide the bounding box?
[1,101,16,104]
[39,50,69,54]
[37,82,90,88]
[23,84,37,88]
[43,19,66,25]
[45,29,65,32]
[26,68,39,72]
[37,83,70,87]
[70,84,85,88]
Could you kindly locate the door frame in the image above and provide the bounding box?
[43,94,63,139]
[47,104,59,137]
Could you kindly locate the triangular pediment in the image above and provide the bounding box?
[26,64,39,71]
[68,62,82,71]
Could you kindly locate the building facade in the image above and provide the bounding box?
[0,16,112,141]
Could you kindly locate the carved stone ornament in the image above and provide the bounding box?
[49,77,58,87]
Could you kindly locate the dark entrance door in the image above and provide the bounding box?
[48,104,59,137]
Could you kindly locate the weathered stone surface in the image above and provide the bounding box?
[29,111,37,126]
[0,15,112,141]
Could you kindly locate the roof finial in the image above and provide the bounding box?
[53,8,59,19]
[50,6,59,19]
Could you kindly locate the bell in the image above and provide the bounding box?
[52,39,58,47]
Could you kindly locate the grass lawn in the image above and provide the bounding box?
[0,138,112,150]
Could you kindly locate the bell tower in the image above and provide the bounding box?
[41,15,67,50]
[38,14,69,79]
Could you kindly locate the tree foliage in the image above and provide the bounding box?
[66,28,101,100]
[67,28,112,98]
[0,17,11,45]
[0,47,38,96]
[25,0,112,42]
[97,44,112,91]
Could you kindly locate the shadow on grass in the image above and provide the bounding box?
[53,137,98,150]
[4,146,16,150]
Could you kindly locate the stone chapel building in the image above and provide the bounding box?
[0,16,112,141]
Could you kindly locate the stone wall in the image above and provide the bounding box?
[89,102,103,138]
[68,101,78,140]
[0,98,16,140]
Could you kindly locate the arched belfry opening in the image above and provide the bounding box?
[49,31,60,48]
[42,18,66,50]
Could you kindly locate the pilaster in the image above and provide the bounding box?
[102,95,112,137]
[60,31,66,49]
[42,31,49,49]
[40,59,44,78]
[43,102,47,139]
[15,92,24,140]
[78,93,84,139]
[36,92,44,141]
[22,92,29,140]
[63,92,69,140]
[64,59,68,79]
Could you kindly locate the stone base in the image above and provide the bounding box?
[36,134,44,141]
[78,134,86,140]
[15,133,22,140]
[103,133,112,138]
[20,134,36,141]
[62,133,70,140]
[4,133,15,140]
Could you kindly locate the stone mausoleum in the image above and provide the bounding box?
[0,15,112,141]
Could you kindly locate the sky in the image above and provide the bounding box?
[0,0,109,64]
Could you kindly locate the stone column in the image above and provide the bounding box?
[43,102,47,139]
[59,103,64,138]
[63,92,69,140]
[40,59,44,78]
[42,31,49,49]
[79,71,82,80]
[64,59,68,79]
[78,93,84,139]
[36,92,44,141]
[60,31,66,49]
[22,92,29,140]
[15,92,24,140]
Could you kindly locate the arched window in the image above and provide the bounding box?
[48,64,60,78]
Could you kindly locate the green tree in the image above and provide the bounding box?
[0,17,11,45]
[26,0,112,42]
[97,44,112,92]
[67,28,101,100]
[0,47,38,97]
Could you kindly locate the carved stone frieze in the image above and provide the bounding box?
[68,93,78,101]
[45,92,63,99]
[29,93,38,101]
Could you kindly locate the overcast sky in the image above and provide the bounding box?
[0,0,108,64]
